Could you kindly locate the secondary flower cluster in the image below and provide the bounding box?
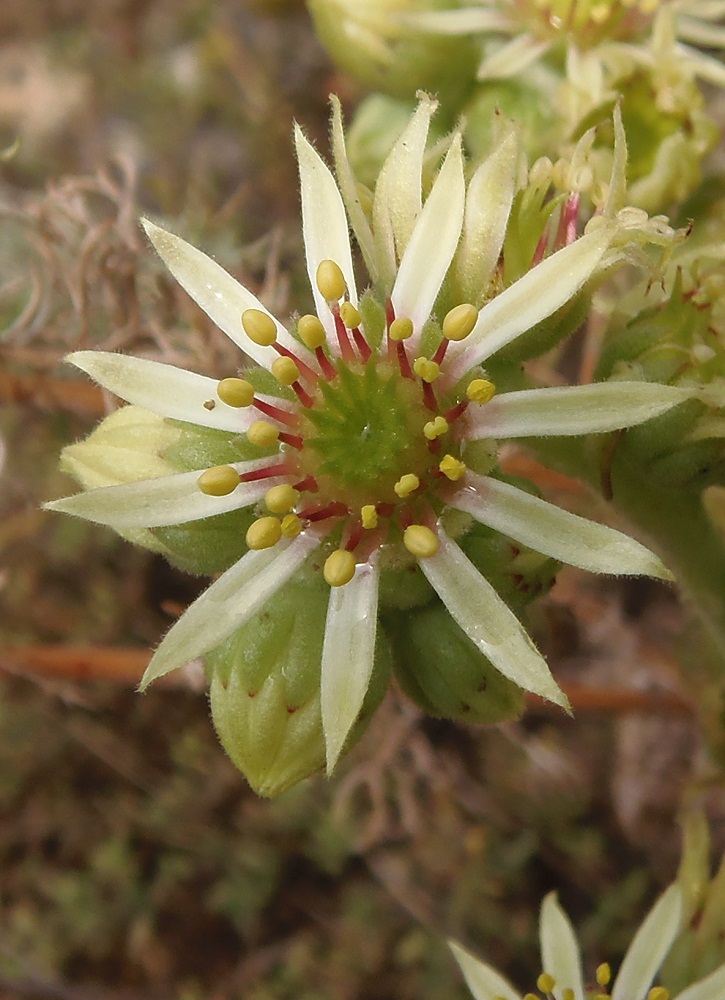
[48,100,690,794]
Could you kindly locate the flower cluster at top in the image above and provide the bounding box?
[48,98,691,795]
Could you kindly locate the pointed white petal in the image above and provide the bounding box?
[677,962,725,1000]
[540,894,585,1000]
[44,458,277,528]
[372,95,437,289]
[142,220,311,371]
[456,125,520,303]
[391,135,465,343]
[321,556,380,774]
[399,9,515,34]
[445,230,611,384]
[478,35,550,79]
[67,351,291,431]
[330,95,378,284]
[676,42,725,84]
[611,885,682,1000]
[295,124,357,343]
[450,474,673,580]
[449,940,521,1000]
[464,383,693,440]
[676,16,725,47]
[418,528,569,708]
[140,532,321,688]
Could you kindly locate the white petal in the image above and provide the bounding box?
[399,9,515,34]
[295,124,357,343]
[372,94,437,289]
[455,124,520,303]
[391,134,465,343]
[67,351,290,432]
[418,528,569,709]
[44,459,277,528]
[539,894,585,1000]
[450,474,673,580]
[330,95,377,283]
[142,220,311,371]
[478,35,550,79]
[611,885,682,1000]
[677,962,725,1000]
[445,230,612,384]
[676,16,725,46]
[464,383,693,439]
[321,556,380,774]
[449,941,521,1000]
[676,42,725,84]
[140,532,321,688]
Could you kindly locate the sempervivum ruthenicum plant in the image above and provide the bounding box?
[47,99,691,795]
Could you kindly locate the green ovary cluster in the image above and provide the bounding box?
[298,359,432,508]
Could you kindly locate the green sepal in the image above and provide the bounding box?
[163,420,275,471]
[152,507,256,576]
[489,287,593,371]
[206,577,391,797]
[387,603,526,724]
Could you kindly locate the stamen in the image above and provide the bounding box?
[252,397,298,428]
[279,431,304,450]
[265,484,299,514]
[596,964,611,988]
[361,504,378,529]
[197,465,240,496]
[290,381,315,409]
[344,520,364,553]
[421,379,437,411]
[239,463,289,483]
[389,317,414,342]
[562,990,575,1000]
[297,314,326,350]
[242,308,277,346]
[396,340,414,380]
[292,474,319,493]
[394,473,420,499]
[316,259,347,302]
[271,356,300,386]
[413,357,440,383]
[217,377,254,407]
[246,516,282,550]
[403,524,439,558]
[444,399,469,423]
[299,501,349,522]
[647,990,670,1000]
[439,455,467,481]
[340,301,372,361]
[333,309,357,364]
[281,513,303,538]
[423,416,449,440]
[323,549,356,587]
[247,420,280,448]
[442,303,478,342]
[537,973,556,994]
[467,378,496,404]
[271,342,319,385]
[432,339,449,366]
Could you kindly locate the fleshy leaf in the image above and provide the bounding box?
[465,383,693,440]
[391,134,465,344]
[142,220,311,370]
[611,885,683,1000]
[44,459,277,528]
[321,557,380,774]
[68,351,289,432]
[449,940,521,1000]
[540,894,585,1000]
[418,528,569,709]
[140,532,321,688]
[450,474,673,580]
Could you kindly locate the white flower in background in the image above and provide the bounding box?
[451,884,725,1000]
[47,99,690,779]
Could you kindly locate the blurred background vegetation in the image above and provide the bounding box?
[0,2,723,998]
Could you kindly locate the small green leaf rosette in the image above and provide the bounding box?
[206,577,391,797]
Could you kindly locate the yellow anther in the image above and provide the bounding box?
[247,420,280,448]
[537,973,556,994]
[316,259,347,302]
[297,314,327,350]
[394,473,420,498]
[241,308,277,347]
[323,549,356,587]
[523,994,539,1000]
[562,990,575,1000]
[443,303,478,342]
[197,465,239,497]
[439,454,466,481]
[217,377,254,408]
[596,964,611,987]
[281,513,303,538]
[265,484,299,515]
[647,989,670,1000]
[423,415,449,441]
[340,301,361,329]
[413,357,440,383]
[389,317,414,341]
[271,355,301,386]
[467,378,496,404]
[246,516,282,550]
[361,504,378,529]
[403,524,439,559]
